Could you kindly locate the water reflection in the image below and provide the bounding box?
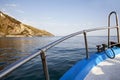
[0,37,55,70]
[0,36,116,80]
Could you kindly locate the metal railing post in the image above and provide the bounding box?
[108,11,120,47]
[83,30,89,59]
[40,50,50,80]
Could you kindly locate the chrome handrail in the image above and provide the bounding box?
[0,11,119,80]
[108,11,120,47]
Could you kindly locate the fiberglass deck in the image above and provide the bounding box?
[85,54,120,80]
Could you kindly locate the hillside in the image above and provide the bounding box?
[0,11,54,37]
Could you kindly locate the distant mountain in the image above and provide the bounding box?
[0,11,54,37]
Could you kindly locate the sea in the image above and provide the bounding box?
[0,36,117,80]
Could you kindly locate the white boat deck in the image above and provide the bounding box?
[85,54,120,80]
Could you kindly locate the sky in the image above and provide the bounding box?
[0,0,120,36]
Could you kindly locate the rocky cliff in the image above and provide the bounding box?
[0,11,53,37]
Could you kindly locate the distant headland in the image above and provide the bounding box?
[0,11,54,37]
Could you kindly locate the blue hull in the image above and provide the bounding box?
[60,47,120,80]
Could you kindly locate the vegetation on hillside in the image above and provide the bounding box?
[0,11,53,37]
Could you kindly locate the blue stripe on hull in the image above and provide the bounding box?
[60,47,120,80]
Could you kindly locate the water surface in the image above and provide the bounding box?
[0,36,117,80]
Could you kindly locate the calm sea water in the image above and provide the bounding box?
[0,36,117,80]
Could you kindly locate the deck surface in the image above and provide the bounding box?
[85,54,120,80]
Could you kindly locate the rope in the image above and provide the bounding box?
[104,48,115,59]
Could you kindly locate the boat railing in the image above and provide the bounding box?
[108,11,119,47]
[0,11,119,80]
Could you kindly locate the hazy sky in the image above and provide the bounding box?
[0,0,120,36]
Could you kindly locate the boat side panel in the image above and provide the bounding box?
[60,47,120,80]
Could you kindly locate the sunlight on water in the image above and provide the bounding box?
[0,36,117,80]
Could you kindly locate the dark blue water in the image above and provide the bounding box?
[0,36,117,80]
